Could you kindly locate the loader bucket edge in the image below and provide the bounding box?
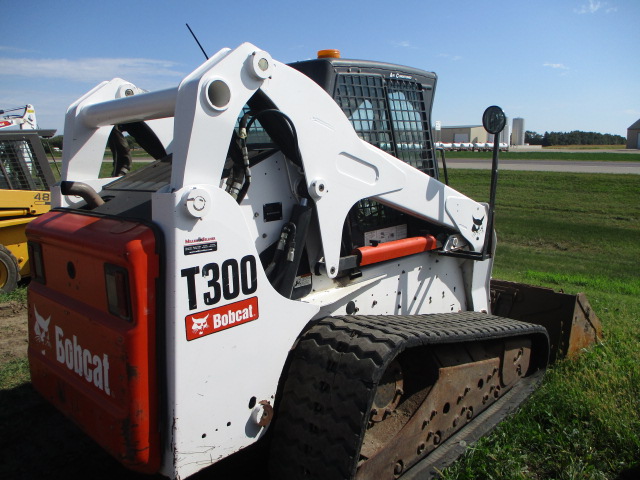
[490,279,603,364]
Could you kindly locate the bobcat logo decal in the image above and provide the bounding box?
[191,314,210,336]
[471,215,485,234]
[33,306,51,346]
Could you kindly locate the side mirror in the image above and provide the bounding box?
[482,105,506,135]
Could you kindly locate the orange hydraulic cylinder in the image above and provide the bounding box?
[354,235,439,266]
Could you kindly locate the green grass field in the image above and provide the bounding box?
[2,169,639,478]
[550,145,627,150]
[440,170,640,479]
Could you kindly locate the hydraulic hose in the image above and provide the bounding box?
[232,108,303,204]
[265,222,296,280]
[276,199,312,299]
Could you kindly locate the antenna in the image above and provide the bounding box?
[186,23,209,60]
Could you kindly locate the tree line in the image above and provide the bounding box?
[524,130,626,146]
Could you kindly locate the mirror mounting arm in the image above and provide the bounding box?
[482,105,506,259]
[441,106,505,262]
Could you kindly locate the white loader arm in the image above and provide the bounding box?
[62,43,489,278]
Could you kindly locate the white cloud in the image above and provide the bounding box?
[543,62,570,70]
[575,0,616,14]
[0,45,32,53]
[576,0,602,13]
[0,57,185,83]
[438,53,463,61]
[392,41,415,48]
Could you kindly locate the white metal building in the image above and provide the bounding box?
[438,122,510,145]
[439,125,488,143]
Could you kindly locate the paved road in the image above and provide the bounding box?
[442,158,640,174]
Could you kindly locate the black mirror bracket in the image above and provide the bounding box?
[483,105,506,259]
[440,105,506,262]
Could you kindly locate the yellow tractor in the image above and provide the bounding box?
[0,129,56,292]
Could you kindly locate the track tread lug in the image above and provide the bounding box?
[269,313,549,480]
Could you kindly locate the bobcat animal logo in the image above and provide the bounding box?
[471,215,485,233]
[191,314,210,336]
[34,306,51,346]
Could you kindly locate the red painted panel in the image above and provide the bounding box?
[26,211,161,473]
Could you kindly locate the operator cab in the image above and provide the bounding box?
[290,51,439,179]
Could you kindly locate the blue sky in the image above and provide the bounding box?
[1,0,638,137]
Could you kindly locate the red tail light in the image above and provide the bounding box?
[105,264,132,321]
[28,241,46,284]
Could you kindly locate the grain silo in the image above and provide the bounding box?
[512,118,525,145]
[500,117,510,144]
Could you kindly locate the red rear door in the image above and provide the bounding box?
[26,211,161,473]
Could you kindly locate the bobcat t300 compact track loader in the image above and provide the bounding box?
[26,44,600,479]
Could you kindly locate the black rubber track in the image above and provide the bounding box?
[268,312,549,480]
